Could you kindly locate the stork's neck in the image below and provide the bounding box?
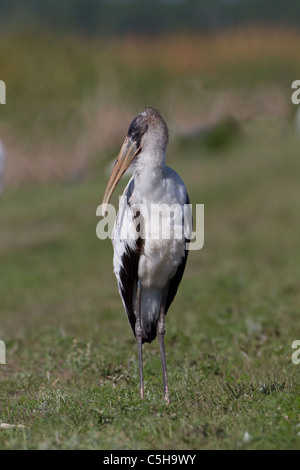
[133,148,166,185]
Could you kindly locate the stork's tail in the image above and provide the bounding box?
[140,288,161,344]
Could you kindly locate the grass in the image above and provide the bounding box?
[0,27,299,449]
[0,117,300,449]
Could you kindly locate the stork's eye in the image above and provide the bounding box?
[128,117,148,147]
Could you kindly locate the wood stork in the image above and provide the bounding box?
[102,108,190,402]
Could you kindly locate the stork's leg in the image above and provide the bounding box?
[135,279,144,399]
[157,304,169,403]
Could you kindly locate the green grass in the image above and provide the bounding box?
[0,115,299,449]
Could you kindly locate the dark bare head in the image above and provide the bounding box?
[127,108,169,153]
[103,108,168,208]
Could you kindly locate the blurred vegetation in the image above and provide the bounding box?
[1,0,300,35]
[0,26,299,185]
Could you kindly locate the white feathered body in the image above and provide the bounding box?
[112,151,189,341]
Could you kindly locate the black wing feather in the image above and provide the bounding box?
[165,193,191,314]
[118,237,142,337]
[165,245,189,315]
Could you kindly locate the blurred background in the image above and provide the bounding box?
[0,0,300,450]
[0,0,299,186]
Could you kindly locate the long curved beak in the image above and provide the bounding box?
[102,136,139,213]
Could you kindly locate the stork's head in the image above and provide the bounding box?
[102,108,168,207]
[128,107,169,154]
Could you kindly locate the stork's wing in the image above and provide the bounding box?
[118,238,142,336]
[112,178,142,337]
[165,244,189,314]
[165,192,191,314]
